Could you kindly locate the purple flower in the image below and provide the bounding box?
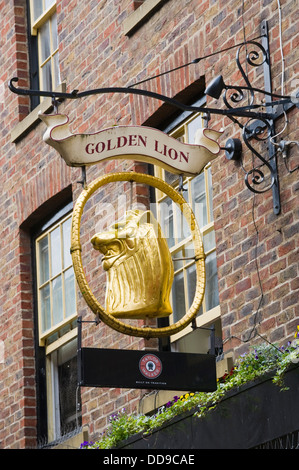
[80,440,94,448]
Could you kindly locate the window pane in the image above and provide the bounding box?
[51,226,62,277]
[187,115,203,143]
[187,262,196,308]
[38,236,49,284]
[155,112,220,345]
[207,167,214,221]
[33,0,55,19]
[172,271,185,322]
[62,217,72,268]
[45,0,55,11]
[175,201,191,242]
[53,52,60,88]
[160,198,175,247]
[64,268,76,317]
[58,354,79,435]
[41,60,53,91]
[203,230,216,254]
[40,21,51,62]
[40,283,51,332]
[51,12,58,50]
[57,340,81,435]
[37,212,76,344]
[184,242,195,259]
[33,0,43,21]
[205,252,219,311]
[191,173,207,228]
[172,249,184,271]
[52,275,63,324]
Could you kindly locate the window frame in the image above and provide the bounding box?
[35,209,77,347]
[33,202,81,443]
[29,0,60,94]
[29,0,56,36]
[45,336,81,442]
[123,0,169,36]
[154,110,221,346]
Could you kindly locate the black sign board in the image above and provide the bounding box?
[78,347,217,392]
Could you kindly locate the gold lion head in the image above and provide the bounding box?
[91,210,174,319]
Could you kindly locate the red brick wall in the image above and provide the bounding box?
[204,0,299,358]
[0,0,33,449]
[0,0,298,448]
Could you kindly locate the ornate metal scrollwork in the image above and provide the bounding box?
[222,25,280,211]
[242,117,276,194]
[223,41,268,109]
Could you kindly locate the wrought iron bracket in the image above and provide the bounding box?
[8,76,282,121]
[216,21,286,214]
[8,21,297,214]
[231,21,281,215]
[261,20,280,214]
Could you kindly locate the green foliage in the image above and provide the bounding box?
[80,329,299,449]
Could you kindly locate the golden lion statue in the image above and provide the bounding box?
[91,209,174,319]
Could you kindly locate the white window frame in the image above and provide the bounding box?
[35,207,80,442]
[45,335,80,442]
[154,112,221,346]
[29,0,60,92]
[35,212,77,347]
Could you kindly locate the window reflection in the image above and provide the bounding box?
[39,236,49,284]
[191,173,207,228]
[160,198,174,247]
[205,251,219,311]
[172,271,185,322]
[50,226,62,277]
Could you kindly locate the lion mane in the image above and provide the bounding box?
[91,210,174,319]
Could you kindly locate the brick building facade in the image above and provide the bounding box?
[0,0,298,449]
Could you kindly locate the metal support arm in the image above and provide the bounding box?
[9,20,298,214]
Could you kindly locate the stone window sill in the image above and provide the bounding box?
[123,0,168,36]
[50,426,89,449]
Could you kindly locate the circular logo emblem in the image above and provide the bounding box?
[139,354,162,379]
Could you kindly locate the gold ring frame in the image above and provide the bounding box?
[71,172,205,338]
